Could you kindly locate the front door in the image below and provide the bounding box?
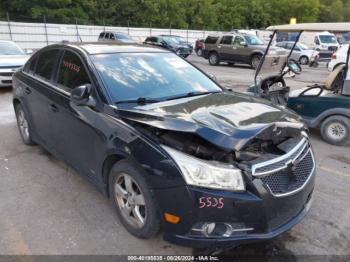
[48,50,104,184]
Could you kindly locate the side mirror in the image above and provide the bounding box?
[71,84,96,107]
[240,41,248,47]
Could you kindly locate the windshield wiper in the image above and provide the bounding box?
[165,91,221,101]
[115,97,161,105]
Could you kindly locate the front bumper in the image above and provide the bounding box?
[153,169,315,248]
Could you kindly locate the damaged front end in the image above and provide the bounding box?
[108,93,315,246]
[110,93,310,184]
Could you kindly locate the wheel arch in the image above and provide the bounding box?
[102,153,127,197]
[309,108,350,128]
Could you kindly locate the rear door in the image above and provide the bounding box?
[49,50,104,183]
[218,35,234,61]
[20,49,61,146]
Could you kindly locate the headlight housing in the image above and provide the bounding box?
[162,146,245,191]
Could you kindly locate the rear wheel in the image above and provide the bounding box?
[320,115,350,146]
[196,49,203,56]
[227,62,235,66]
[250,54,262,69]
[299,56,309,65]
[208,52,219,65]
[109,160,160,239]
[15,103,35,145]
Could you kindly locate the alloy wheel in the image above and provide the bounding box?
[327,122,346,141]
[114,173,147,229]
[17,108,30,141]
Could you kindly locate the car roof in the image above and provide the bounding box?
[50,42,170,55]
[267,23,350,32]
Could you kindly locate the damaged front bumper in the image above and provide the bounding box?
[154,168,315,248]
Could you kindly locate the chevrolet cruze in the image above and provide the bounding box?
[12,43,315,248]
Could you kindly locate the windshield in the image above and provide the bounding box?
[342,32,350,42]
[92,52,222,103]
[319,35,337,44]
[0,42,25,55]
[243,35,264,45]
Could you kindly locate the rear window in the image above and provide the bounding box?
[205,36,219,44]
[34,49,60,81]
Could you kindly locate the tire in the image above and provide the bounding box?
[299,56,309,65]
[208,52,219,65]
[196,49,203,56]
[320,115,350,146]
[109,159,160,239]
[14,103,35,145]
[250,54,262,69]
[228,62,235,66]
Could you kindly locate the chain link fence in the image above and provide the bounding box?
[0,13,228,49]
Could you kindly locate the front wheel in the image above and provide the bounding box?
[320,115,350,146]
[109,160,160,239]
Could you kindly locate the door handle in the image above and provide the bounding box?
[49,104,59,113]
[24,87,31,94]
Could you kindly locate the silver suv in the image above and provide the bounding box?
[203,33,276,69]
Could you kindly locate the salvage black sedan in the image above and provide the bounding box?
[12,43,315,248]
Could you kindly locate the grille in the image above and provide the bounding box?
[260,150,314,196]
[253,139,308,176]
[252,138,315,197]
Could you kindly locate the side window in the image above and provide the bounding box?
[34,49,60,81]
[314,37,320,45]
[23,55,37,74]
[205,36,219,44]
[110,33,115,40]
[57,51,90,91]
[105,33,110,39]
[220,35,233,45]
[99,32,105,38]
[28,56,37,74]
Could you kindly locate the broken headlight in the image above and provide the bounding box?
[162,146,245,191]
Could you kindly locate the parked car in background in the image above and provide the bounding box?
[202,33,285,68]
[143,35,192,58]
[328,44,349,72]
[276,41,319,65]
[162,35,193,51]
[314,31,339,51]
[0,40,30,87]
[98,31,137,44]
[13,42,315,248]
[195,39,204,56]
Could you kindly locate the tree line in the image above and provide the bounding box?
[0,0,349,30]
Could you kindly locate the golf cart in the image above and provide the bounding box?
[249,23,350,146]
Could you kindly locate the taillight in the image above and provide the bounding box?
[331,53,337,59]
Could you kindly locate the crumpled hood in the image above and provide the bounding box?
[113,93,305,151]
[0,55,29,67]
